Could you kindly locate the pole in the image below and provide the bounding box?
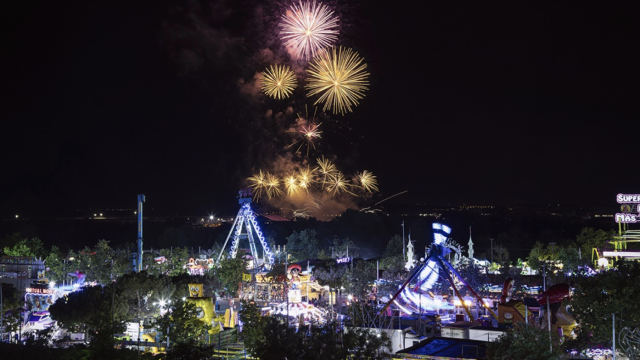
[543,263,546,291]
[546,295,552,353]
[402,222,406,262]
[613,313,616,360]
[285,252,289,325]
[111,259,115,341]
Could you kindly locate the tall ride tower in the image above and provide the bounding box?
[133,194,145,272]
[217,189,275,269]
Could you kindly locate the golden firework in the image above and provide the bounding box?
[265,172,283,199]
[261,64,297,99]
[326,171,356,196]
[284,174,300,196]
[316,156,338,188]
[306,46,369,115]
[247,170,268,200]
[297,166,315,191]
[356,170,378,193]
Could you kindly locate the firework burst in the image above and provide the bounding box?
[247,170,267,200]
[247,161,378,204]
[261,64,297,99]
[325,171,356,196]
[306,46,370,115]
[284,174,300,196]
[287,121,323,156]
[265,172,283,199]
[297,166,315,191]
[356,170,378,193]
[316,156,338,189]
[280,1,340,61]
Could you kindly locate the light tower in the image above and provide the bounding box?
[217,189,275,269]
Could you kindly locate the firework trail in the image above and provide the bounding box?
[306,46,370,115]
[261,64,297,99]
[279,1,340,61]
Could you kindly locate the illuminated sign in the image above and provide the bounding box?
[336,257,351,264]
[615,213,640,224]
[26,288,55,295]
[602,251,640,257]
[617,194,640,204]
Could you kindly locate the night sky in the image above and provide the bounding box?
[1,1,638,218]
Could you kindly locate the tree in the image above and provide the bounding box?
[527,242,582,281]
[492,244,511,274]
[378,235,407,295]
[76,240,116,285]
[151,299,211,346]
[286,229,320,261]
[251,316,306,360]
[527,241,545,271]
[239,300,267,356]
[329,237,360,259]
[570,261,640,357]
[49,284,128,348]
[314,264,346,292]
[343,327,391,360]
[116,271,176,320]
[576,227,614,260]
[1,234,46,258]
[342,261,377,299]
[382,235,404,259]
[44,246,68,283]
[1,283,24,342]
[216,254,248,296]
[145,247,190,276]
[486,322,564,360]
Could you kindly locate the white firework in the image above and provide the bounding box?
[279,1,340,61]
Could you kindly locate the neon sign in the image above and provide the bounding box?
[617,194,640,204]
[26,288,54,295]
[615,213,640,224]
[336,257,351,264]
